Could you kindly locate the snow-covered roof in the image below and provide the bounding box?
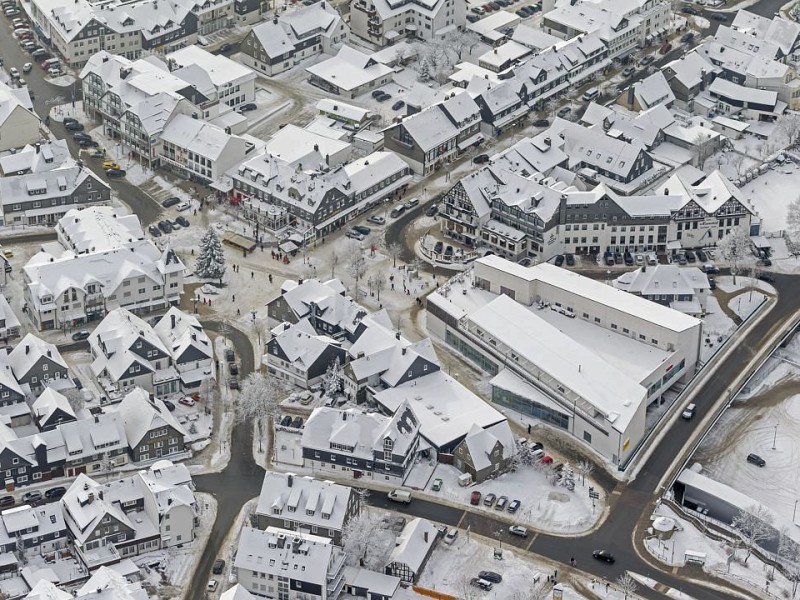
[614,264,708,298]
[317,98,371,123]
[220,585,257,600]
[31,388,76,426]
[654,170,755,216]
[0,349,24,399]
[344,567,400,597]
[266,124,350,166]
[663,50,720,90]
[152,307,212,365]
[511,24,562,50]
[373,371,505,450]
[255,473,352,531]
[0,165,108,210]
[343,152,410,197]
[677,468,773,519]
[708,78,778,107]
[62,473,136,545]
[386,518,438,574]
[0,79,36,129]
[234,526,342,584]
[459,420,515,471]
[306,46,393,93]
[478,41,532,70]
[74,567,150,599]
[270,321,339,370]
[57,206,144,255]
[116,387,188,447]
[631,71,675,110]
[160,114,248,162]
[396,107,459,152]
[166,45,255,88]
[0,140,72,176]
[8,333,67,379]
[276,279,366,333]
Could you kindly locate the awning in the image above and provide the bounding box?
[406,24,417,31]
[210,178,233,192]
[385,30,400,40]
[457,132,484,150]
[279,241,298,253]
[750,235,771,248]
[666,240,682,250]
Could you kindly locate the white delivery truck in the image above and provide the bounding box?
[387,488,412,504]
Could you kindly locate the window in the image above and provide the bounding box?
[583,431,592,443]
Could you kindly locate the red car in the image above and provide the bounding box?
[482,3,494,10]
[178,396,195,407]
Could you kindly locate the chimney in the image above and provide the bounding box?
[284,323,290,331]
[47,350,52,358]
[35,143,41,154]
[395,332,401,340]
[25,345,30,355]
[424,531,429,543]
[314,144,319,152]
[664,188,669,195]
[171,313,176,329]
[544,137,551,146]
[94,414,99,423]
[401,347,406,355]
[288,474,293,487]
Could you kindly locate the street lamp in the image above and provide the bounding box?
[793,499,799,523]
[193,295,199,314]
[773,423,778,450]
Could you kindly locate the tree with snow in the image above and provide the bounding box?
[575,459,595,486]
[779,113,800,147]
[373,272,386,301]
[347,244,367,295]
[323,356,343,399]
[731,504,775,564]
[63,388,85,413]
[341,508,395,569]
[778,527,800,597]
[786,196,800,258]
[418,56,431,81]
[617,573,638,599]
[236,372,283,454]
[445,30,480,61]
[717,228,753,285]
[329,250,339,280]
[196,227,227,283]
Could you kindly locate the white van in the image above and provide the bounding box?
[582,87,599,101]
[387,488,412,504]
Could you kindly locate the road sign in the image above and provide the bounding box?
[589,491,600,500]
[4,264,11,274]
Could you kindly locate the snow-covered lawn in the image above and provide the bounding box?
[713,275,775,295]
[739,164,800,233]
[425,463,603,534]
[729,290,768,320]
[699,295,736,363]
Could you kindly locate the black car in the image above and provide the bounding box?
[158,220,173,233]
[556,106,572,118]
[604,252,615,266]
[467,13,480,21]
[681,6,698,15]
[680,32,695,43]
[352,225,371,235]
[747,453,766,467]
[281,415,293,427]
[532,118,550,127]
[72,133,91,142]
[371,89,385,98]
[554,254,565,267]
[473,154,490,164]
[163,400,176,412]
[478,571,502,584]
[426,204,438,217]
[759,258,773,267]
[78,139,99,148]
[63,117,78,125]
[507,499,521,513]
[291,416,303,428]
[229,376,239,390]
[106,168,126,178]
[228,362,239,375]
[624,252,634,266]
[218,43,232,53]
[239,103,257,112]
[708,277,716,290]
[148,225,162,237]
[685,250,696,262]
[71,330,90,341]
[0,496,14,508]
[711,12,727,21]
[376,92,391,102]
[696,249,707,262]
[565,253,575,266]
[212,560,226,575]
[392,100,405,111]
[758,273,775,283]
[65,121,84,131]
[593,550,615,563]
[175,216,190,227]
[162,196,181,208]
[44,486,67,501]
[225,348,235,362]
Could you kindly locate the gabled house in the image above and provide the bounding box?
[235,527,347,600]
[0,81,41,153]
[30,388,77,431]
[152,307,214,391]
[116,387,188,462]
[0,293,21,343]
[0,503,68,556]
[0,352,25,409]
[617,71,675,112]
[307,46,394,99]
[7,334,69,394]
[662,51,721,111]
[452,421,515,483]
[613,264,710,316]
[266,321,348,389]
[301,402,421,482]
[474,79,530,136]
[0,140,72,177]
[384,518,438,583]
[254,473,360,544]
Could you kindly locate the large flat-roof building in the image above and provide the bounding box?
[426,256,702,465]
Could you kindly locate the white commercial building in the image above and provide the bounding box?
[350,0,465,47]
[426,256,702,465]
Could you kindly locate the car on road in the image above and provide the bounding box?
[367,215,385,225]
[175,216,190,227]
[431,478,442,491]
[708,276,716,290]
[711,12,727,21]
[660,42,672,54]
[390,206,406,218]
[508,499,521,513]
[0,496,14,508]
[65,121,84,131]
[747,453,766,467]
[478,571,502,584]
[346,229,365,241]
[158,220,173,234]
[681,5,698,14]
[225,348,235,362]
[352,225,371,235]
[22,62,32,73]
[622,66,636,77]
[45,486,67,501]
[426,203,438,217]
[103,161,120,170]
[228,362,239,375]
[444,528,458,544]
[701,263,719,274]
[495,496,508,510]
[218,43,232,53]
[238,103,257,112]
[556,106,572,118]
[87,149,104,158]
[592,550,615,563]
[207,580,218,592]
[212,560,225,575]
[78,139,99,148]
[681,32,695,43]
[162,196,181,208]
[532,118,550,127]
[758,273,775,283]
[72,133,91,142]
[176,201,191,211]
[681,403,696,420]
[483,492,496,507]
[106,168,126,178]
[229,376,239,389]
[21,490,43,505]
[8,67,19,79]
[471,578,493,591]
[473,153,490,164]
[639,55,655,66]
[179,396,196,407]
[470,490,481,505]
[392,100,405,111]
[71,330,90,341]
[509,525,528,537]
[163,400,176,411]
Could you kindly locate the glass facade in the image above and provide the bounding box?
[492,386,570,430]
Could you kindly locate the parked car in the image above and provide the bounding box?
[291,416,304,429]
[162,196,181,208]
[708,277,716,290]
[593,550,615,563]
[106,168,126,178]
[614,251,623,264]
[88,149,104,158]
[660,42,672,54]
[681,403,696,420]
[622,66,636,77]
[426,203,438,217]
[565,253,575,266]
[390,206,406,218]
[45,486,67,501]
[179,396,196,407]
[677,254,688,265]
[696,249,707,262]
[495,496,508,510]
[228,362,239,375]
[212,559,225,575]
[103,160,121,170]
[470,491,482,505]
[473,153,490,164]
[8,67,19,79]
[229,376,239,390]
[225,348,235,362]
[685,250,696,262]
[483,492,497,507]
[681,5,698,15]
[65,121,84,131]
[431,478,443,491]
[508,499,521,513]
[371,89,386,98]
[72,133,92,142]
[758,272,775,283]
[471,5,485,13]
[532,118,550,127]
[163,400,176,411]
[556,106,572,118]
[280,415,293,427]
[0,496,14,508]
[444,528,458,544]
[747,453,766,467]
[158,220,173,233]
[554,254,565,266]
[509,525,528,537]
[218,43,232,53]
[78,139,99,148]
[207,581,218,592]
[367,215,385,225]
[238,103,257,112]
[702,264,719,274]
[175,216,190,228]
[681,32,695,43]
[346,229,365,241]
[352,225,371,235]
[478,571,502,584]
[639,55,655,66]
[711,12,727,21]
[392,100,405,111]
[404,197,419,208]
[71,330,90,341]
[21,490,43,505]
[22,62,32,73]
[176,201,191,211]
[471,578,493,591]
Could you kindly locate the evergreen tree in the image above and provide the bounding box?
[418,57,431,81]
[196,227,226,283]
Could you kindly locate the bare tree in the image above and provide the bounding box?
[779,113,800,147]
[575,459,595,486]
[250,315,267,351]
[731,504,775,564]
[617,573,638,599]
[63,388,85,413]
[717,228,754,285]
[729,152,747,178]
[693,133,714,169]
[373,272,386,301]
[236,372,284,453]
[329,250,339,280]
[347,243,367,294]
[444,30,481,61]
[341,508,396,569]
[386,242,403,268]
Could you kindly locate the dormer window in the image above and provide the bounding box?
[272,507,281,515]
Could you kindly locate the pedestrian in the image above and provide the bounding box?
[237,308,241,316]
[606,582,609,593]
[527,424,531,434]
[269,274,273,283]
[251,271,254,279]
[232,295,236,302]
